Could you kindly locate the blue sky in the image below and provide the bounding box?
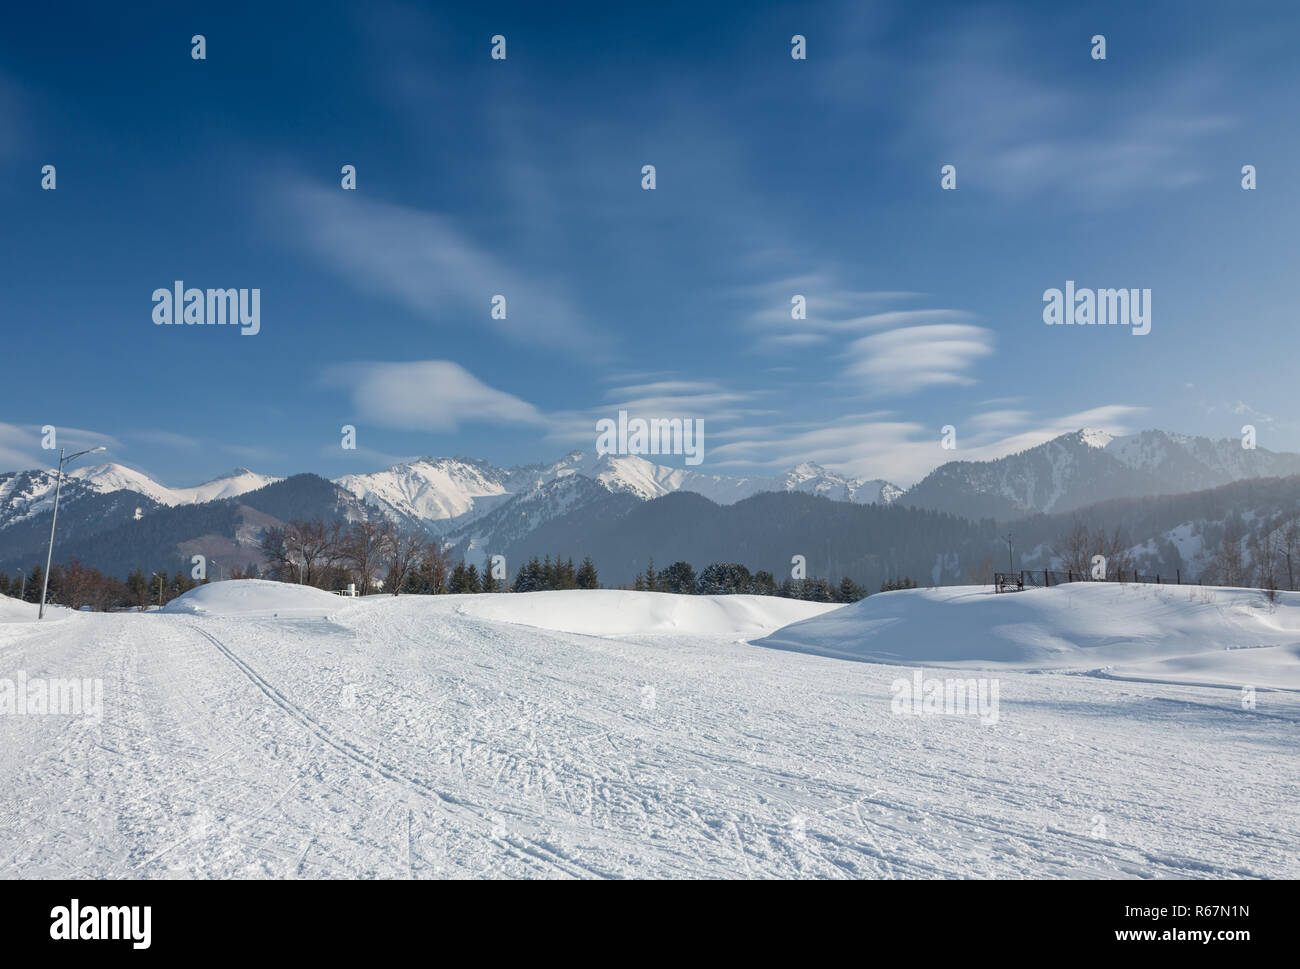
[2,0,1298,487]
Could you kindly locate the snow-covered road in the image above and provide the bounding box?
[1,585,1295,878]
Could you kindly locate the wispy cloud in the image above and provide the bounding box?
[843,324,996,396]
[272,177,604,355]
[322,360,546,433]
[0,423,120,474]
[708,403,1147,485]
[896,14,1234,202]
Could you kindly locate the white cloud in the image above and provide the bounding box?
[274,178,603,355]
[323,360,546,432]
[843,324,996,395]
[707,404,1147,486]
[898,15,1234,202]
[0,423,120,475]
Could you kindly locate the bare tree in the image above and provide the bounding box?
[258,525,294,581]
[343,520,395,595]
[294,519,345,587]
[384,531,429,595]
[1098,526,1135,580]
[1052,519,1093,577]
[1280,512,1300,592]
[1053,520,1134,579]
[1203,517,1247,587]
[1250,518,1284,599]
[259,519,346,586]
[412,543,453,594]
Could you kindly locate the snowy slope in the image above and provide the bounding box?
[335,456,514,531]
[756,583,1300,689]
[452,588,838,638]
[1,582,1295,878]
[0,595,71,623]
[2,583,1296,879]
[66,463,282,507]
[161,579,352,618]
[0,469,89,528]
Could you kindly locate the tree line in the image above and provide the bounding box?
[0,516,916,610]
[0,561,204,611]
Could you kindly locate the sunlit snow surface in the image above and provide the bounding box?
[1,581,1295,878]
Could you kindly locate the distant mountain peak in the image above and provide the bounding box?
[1077,428,1114,448]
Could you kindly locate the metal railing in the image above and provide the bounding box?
[993,569,1188,593]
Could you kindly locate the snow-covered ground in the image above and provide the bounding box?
[0,581,1295,879]
[757,583,1300,690]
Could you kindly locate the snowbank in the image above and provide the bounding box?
[0,595,72,623]
[0,595,37,623]
[755,583,1300,689]
[162,579,351,618]
[451,589,842,639]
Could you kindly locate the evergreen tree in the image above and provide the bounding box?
[575,556,599,590]
[660,561,696,594]
[837,576,865,602]
[127,567,149,610]
[750,570,778,596]
[696,562,751,595]
[449,562,470,593]
[513,556,542,593]
[24,565,43,602]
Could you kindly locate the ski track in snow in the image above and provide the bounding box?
[1,595,1296,879]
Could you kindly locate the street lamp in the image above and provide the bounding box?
[38,445,107,619]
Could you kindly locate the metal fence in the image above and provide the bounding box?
[993,569,1192,593]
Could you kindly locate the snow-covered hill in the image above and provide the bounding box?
[2,581,1294,878]
[756,582,1300,689]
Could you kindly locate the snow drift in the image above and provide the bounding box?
[162,579,351,618]
[159,582,838,640]
[756,583,1300,689]
[451,588,840,639]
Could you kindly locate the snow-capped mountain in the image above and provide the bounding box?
[5,429,1299,583]
[900,428,1300,520]
[1103,429,1300,485]
[334,456,515,533]
[449,472,629,556]
[777,462,903,505]
[332,450,905,537]
[0,469,96,530]
[66,464,282,507]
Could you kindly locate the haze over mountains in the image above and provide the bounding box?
[2,428,1298,585]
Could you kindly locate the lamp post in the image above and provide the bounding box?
[38,445,107,619]
[1004,532,1014,575]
